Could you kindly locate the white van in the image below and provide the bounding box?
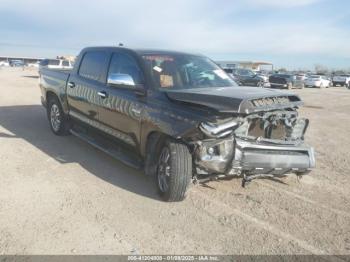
[39,59,73,70]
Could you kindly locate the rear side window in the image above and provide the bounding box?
[40,59,48,66]
[79,51,109,82]
[48,59,60,66]
[62,61,69,67]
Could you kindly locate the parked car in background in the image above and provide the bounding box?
[230,68,268,87]
[255,71,271,87]
[27,61,40,68]
[39,59,73,70]
[305,75,331,88]
[332,74,350,88]
[0,61,10,67]
[9,60,25,67]
[39,46,315,201]
[295,73,307,81]
[269,73,304,89]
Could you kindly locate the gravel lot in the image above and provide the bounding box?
[0,67,349,255]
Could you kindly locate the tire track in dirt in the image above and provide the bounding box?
[192,188,327,255]
[256,181,350,218]
[192,188,349,260]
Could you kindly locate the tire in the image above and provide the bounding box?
[156,139,192,202]
[47,96,70,136]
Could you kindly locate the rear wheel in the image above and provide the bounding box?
[47,97,70,136]
[156,140,192,202]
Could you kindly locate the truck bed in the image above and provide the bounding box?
[39,67,71,94]
[39,67,71,109]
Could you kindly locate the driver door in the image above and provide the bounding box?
[98,51,146,148]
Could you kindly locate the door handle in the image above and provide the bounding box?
[67,82,75,88]
[97,91,108,99]
[131,107,141,116]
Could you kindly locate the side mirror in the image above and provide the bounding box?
[107,73,146,96]
[107,73,135,87]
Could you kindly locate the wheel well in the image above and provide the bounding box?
[46,91,58,104]
[46,91,68,117]
[144,131,167,176]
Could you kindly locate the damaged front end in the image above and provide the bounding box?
[193,107,315,185]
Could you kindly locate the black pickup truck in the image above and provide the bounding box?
[39,47,315,202]
[269,74,304,89]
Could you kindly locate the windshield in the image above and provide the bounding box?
[141,54,237,90]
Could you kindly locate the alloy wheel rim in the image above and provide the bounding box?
[157,147,171,193]
[50,104,61,132]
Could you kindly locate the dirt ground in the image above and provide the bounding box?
[0,67,349,255]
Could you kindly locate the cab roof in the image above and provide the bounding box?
[80,46,203,57]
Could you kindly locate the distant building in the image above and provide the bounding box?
[0,55,76,65]
[216,60,274,71]
[0,55,43,64]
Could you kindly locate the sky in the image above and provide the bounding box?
[0,0,349,70]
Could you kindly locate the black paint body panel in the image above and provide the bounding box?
[39,47,304,158]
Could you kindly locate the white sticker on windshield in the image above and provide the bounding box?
[214,69,229,79]
[153,66,162,72]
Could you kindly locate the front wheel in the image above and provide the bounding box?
[156,140,192,202]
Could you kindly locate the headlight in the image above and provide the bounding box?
[196,139,234,173]
[199,119,239,138]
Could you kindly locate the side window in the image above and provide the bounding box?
[79,51,109,82]
[62,60,69,67]
[108,53,143,85]
[40,59,48,66]
[49,59,60,66]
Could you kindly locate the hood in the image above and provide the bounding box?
[165,86,303,114]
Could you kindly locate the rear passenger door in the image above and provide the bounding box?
[67,51,110,125]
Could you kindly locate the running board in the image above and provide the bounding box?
[70,129,143,170]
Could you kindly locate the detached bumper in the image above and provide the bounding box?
[231,139,315,175]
